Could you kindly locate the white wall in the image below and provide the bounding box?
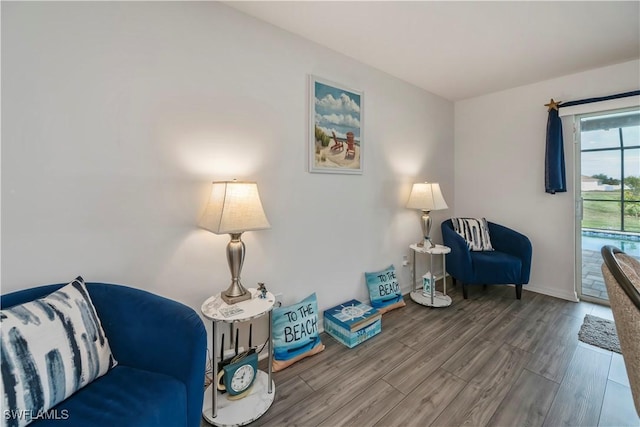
[1,2,453,325]
[454,60,640,301]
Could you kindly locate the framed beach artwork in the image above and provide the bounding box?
[309,75,363,174]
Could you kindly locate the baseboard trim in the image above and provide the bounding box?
[525,284,579,302]
[404,281,579,303]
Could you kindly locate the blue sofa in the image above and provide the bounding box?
[1,282,207,427]
[441,219,532,299]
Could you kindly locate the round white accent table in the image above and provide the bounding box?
[409,244,453,307]
[201,288,275,426]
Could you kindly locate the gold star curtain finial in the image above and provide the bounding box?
[545,98,562,111]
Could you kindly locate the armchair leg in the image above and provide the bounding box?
[462,283,468,299]
[515,284,522,300]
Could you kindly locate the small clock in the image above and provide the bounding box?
[217,351,258,399]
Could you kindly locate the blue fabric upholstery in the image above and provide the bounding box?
[27,366,187,427]
[1,282,207,427]
[441,219,532,299]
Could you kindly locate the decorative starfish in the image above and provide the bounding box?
[545,98,562,111]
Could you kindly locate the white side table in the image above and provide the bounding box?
[201,288,276,426]
[409,244,453,307]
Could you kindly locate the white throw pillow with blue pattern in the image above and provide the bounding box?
[452,217,494,251]
[1,277,117,427]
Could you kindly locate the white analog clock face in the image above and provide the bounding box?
[231,365,255,392]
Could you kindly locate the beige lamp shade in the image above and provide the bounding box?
[199,181,271,234]
[406,182,448,211]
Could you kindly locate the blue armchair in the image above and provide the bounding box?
[441,219,532,299]
[1,282,207,427]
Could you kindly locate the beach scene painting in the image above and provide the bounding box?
[309,76,363,174]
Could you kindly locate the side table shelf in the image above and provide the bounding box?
[201,289,276,426]
[409,243,453,308]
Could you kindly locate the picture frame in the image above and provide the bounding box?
[309,75,363,174]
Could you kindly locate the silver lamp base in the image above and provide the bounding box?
[221,290,251,305]
[418,210,435,249]
[220,232,252,305]
[419,238,435,249]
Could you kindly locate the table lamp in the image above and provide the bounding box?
[199,180,271,304]
[406,182,448,249]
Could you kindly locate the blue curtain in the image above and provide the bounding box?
[545,105,565,194]
[544,90,640,195]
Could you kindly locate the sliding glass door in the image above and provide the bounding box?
[577,108,640,303]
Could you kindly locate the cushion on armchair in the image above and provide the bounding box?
[1,276,117,427]
[42,366,188,426]
[451,217,494,251]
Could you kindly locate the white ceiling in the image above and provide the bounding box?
[227,1,640,101]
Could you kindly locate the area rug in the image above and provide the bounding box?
[578,314,621,353]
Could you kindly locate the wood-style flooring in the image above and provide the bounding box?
[207,284,640,427]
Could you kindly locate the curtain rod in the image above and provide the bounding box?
[545,90,640,111]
